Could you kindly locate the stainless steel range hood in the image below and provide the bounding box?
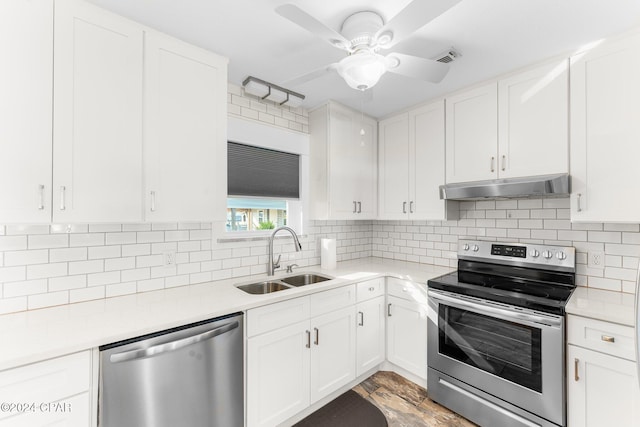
[439,173,570,200]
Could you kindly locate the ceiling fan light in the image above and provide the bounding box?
[337,51,387,91]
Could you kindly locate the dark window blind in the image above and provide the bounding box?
[228,142,300,199]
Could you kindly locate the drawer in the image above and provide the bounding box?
[247,296,310,337]
[386,277,428,303]
[356,278,385,302]
[567,315,636,361]
[310,285,356,318]
[0,351,91,417]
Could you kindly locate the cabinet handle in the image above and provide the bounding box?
[305,330,310,348]
[601,335,615,343]
[368,287,374,292]
[402,201,407,214]
[357,201,362,213]
[409,201,414,213]
[59,186,66,211]
[150,191,156,212]
[358,311,364,326]
[574,358,580,382]
[353,201,357,213]
[576,193,582,212]
[387,303,392,317]
[490,156,495,173]
[313,327,319,346]
[501,155,506,171]
[38,184,45,210]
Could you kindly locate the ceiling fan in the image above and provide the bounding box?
[275,0,462,91]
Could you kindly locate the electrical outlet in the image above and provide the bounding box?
[588,251,605,269]
[163,251,176,266]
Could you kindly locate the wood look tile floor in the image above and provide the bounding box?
[352,371,477,427]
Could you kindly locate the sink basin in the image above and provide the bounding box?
[236,281,291,295]
[281,273,333,287]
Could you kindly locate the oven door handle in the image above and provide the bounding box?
[428,290,563,327]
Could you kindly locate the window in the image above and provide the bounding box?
[227,141,300,232]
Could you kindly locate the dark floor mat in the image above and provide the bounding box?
[293,390,388,427]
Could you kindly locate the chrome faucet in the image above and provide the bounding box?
[268,226,302,276]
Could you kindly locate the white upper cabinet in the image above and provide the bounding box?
[446,61,568,184]
[498,60,568,178]
[143,30,228,222]
[445,82,498,183]
[309,102,377,220]
[0,0,53,224]
[379,101,449,220]
[53,0,144,223]
[570,31,640,222]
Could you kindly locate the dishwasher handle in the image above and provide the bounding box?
[109,320,239,363]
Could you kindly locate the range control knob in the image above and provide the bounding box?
[542,250,553,259]
[556,251,567,260]
[463,243,470,251]
[472,245,479,252]
[530,249,540,258]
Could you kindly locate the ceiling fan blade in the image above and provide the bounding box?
[386,53,450,83]
[283,64,338,87]
[377,0,462,49]
[276,4,350,50]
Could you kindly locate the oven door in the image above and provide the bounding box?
[427,289,565,426]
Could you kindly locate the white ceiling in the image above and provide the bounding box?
[88,0,640,118]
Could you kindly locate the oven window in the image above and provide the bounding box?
[438,305,542,392]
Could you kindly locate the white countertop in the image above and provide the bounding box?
[566,286,637,327]
[0,258,451,371]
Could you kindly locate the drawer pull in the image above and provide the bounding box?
[601,335,615,343]
[387,303,392,317]
[368,287,374,292]
[358,311,364,326]
[314,327,319,346]
[305,330,310,348]
[574,358,580,382]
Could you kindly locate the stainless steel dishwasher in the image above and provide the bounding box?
[99,312,243,427]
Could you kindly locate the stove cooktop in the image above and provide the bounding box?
[428,269,575,315]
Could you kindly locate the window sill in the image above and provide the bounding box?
[217,233,307,244]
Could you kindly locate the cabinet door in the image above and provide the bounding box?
[144,30,228,222]
[386,295,428,379]
[247,321,310,427]
[410,100,446,220]
[353,115,377,218]
[445,82,498,183]
[567,345,640,427]
[310,306,356,403]
[378,113,410,219]
[328,103,376,219]
[570,33,640,222]
[356,296,385,376]
[0,0,53,223]
[498,61,568,178]
[328,104,357,219]
[53,0,143,223]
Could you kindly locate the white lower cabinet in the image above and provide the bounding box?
[567,315,640,427]
[386,278,428,380]
[0,351,93,427]
[355,279,386,376]
[246,285,357,427]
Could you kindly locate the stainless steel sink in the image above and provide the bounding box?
[236,281,292,295]
[281,273,333,287]
[235,273,334,294]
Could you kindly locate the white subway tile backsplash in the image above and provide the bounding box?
[70,286,105,304]
[28,234,68,249]
[3,279,47,298]
[122,268,150,282]
[105,282,137,298]
[137,231,164,244]
[5,225,50,235]
[49,275,86,292]
[3,250,49,266]
[137,278,165,292]
[68,260,103,275]
[122,244,151,257]
[105,232,136,245]
[136,255,163,268]
[89,224,122,233]
[88,245,121,260]
[50,247,87,263]
[88,271,121,286]
[27,263,67,280]
[28,291,69,310]
[105,257,136,272]
[0,236,28,251]
[70,233,105,247]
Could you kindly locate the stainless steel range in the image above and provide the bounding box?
[427,240,576,427]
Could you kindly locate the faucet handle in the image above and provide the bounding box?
[273,254,282,270]
[286,264,299,273]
